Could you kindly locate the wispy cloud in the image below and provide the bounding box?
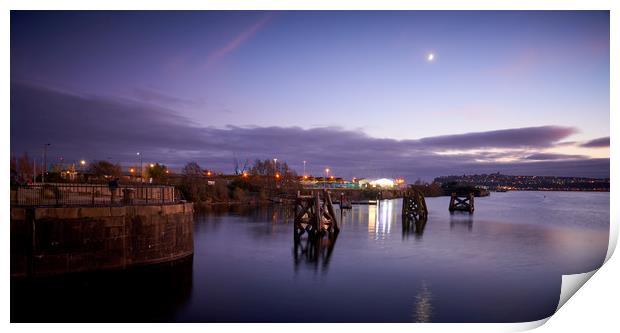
[524,153,587,161]
[486,48,541,79]
[580,136,610,148]
[204,14,273,70]
[132,87,204,108]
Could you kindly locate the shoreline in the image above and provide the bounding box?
[190,188,610,208]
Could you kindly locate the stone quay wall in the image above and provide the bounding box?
[11,203,194,277]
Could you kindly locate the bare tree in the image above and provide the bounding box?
[182,161,203,177]
[17,152,34,181]
[146,163,169,183]
[233,156,251,175]
[88,160,122,179]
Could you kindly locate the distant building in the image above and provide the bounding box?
[299,175,358,189]
[356,178,402,189]
[369,178,395,188]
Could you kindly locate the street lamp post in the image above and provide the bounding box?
[303,160,306,177]
[273,158,278,192]
[42,143,50,183]
[137,152,142,183]
[325,168,330,190]
[148,163,155,183]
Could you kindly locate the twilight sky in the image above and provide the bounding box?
[10,11,610,180]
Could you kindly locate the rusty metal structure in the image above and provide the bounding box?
[402,187,428,223]
[12,183,179,207]
[401,187,429,237]
[293,190,339,239]
[449,192,475,214]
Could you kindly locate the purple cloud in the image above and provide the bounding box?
[580,137,610,148]
[524,153,587,161]
[418,126,578,149]
[10,82,609,180]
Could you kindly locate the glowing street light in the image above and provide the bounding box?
[324,168,330,189]
[137,152,142,182]
[149,163,155,168]
[41,143,51,184]
[273,158,279,188]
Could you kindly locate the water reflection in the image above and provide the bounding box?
[368,204,376,233]
[412,281,433,323]
[293,232,339,273]
[402,218,427,239]
[11,257,193,322]
[199,204,295,224]
[450,213,474,232]
[12,191,611,323]
[338,205,363,227]
[368,200,397,239]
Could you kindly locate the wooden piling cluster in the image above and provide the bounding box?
[402,187,428,223]
[449,192,475,214]
[290,186,479,245]
[294,190,339,239]
[402,187,429,234]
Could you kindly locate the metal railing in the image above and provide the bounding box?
[12,183,180,207]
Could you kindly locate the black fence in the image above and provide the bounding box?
[12,183,181,207]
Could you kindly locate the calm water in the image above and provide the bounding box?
[12,191,609,323]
